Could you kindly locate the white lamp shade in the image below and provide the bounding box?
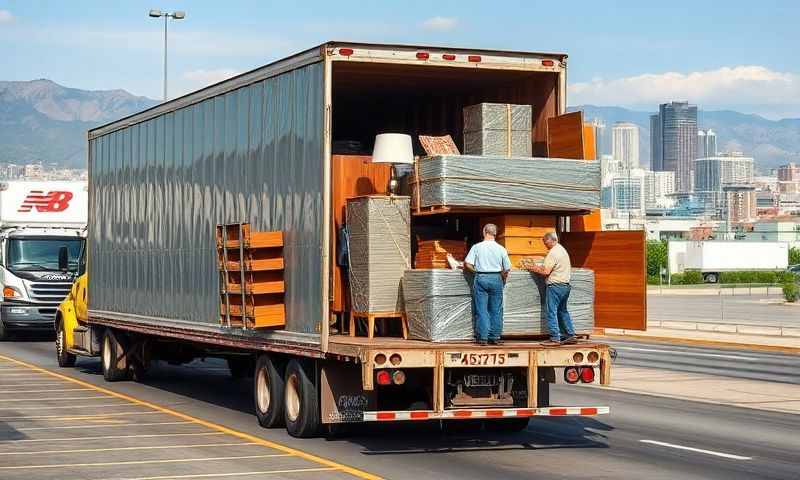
[371,134,414,165]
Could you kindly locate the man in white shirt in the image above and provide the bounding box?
[463,223,512,345]
[528,232,577,345]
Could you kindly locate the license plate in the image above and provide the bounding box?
[464,374,499,387]
[457,352,507,366]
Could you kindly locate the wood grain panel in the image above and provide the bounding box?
[560,231,647,330]
[546,111,584,159]
[331,155,391,312]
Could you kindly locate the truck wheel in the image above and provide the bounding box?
[283,359,320,438]
[101,329,130,382]
[55,319,76,368]
[704,273,719,283]
[254,354,285,428]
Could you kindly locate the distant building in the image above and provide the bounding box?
[696,129,717,158]
[651,101,698,193]
[723,185,757,224]
[609,168,647,214]
[777,162,800,181]
[693,153,755,216]
[24,163,44,178]
[747,218,800,242]
[612,122,639,169]
[644,170,676,209]
[590,118,607,158]
[600,154,624,187]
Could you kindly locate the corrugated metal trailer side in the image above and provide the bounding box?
[88,47,327,352]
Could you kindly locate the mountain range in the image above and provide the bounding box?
[1,79,799,173]
[568,105,800,173]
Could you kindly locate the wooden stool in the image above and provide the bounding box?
[349,311,408,339]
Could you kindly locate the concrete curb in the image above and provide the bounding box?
[613,321,800,338]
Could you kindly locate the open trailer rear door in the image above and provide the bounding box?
[560,231,647,331]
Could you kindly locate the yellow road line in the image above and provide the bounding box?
[102,467,338,480]
[0,432,226,444]
[0,411,163,421]
[0,453,291,470]
[0,395,111,401]
[16,420,192,431]
[0,353,382,480]
[0,442,258,455]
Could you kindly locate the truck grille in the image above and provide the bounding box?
[28,282,73,305]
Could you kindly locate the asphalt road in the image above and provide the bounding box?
[606,338,800,384]
[1,336,799,480]
[648,294,800,327]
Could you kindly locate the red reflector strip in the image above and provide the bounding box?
[376,412,395,421]
[416,52,430,60]
[442,54,456,60]
[516,409,535,417]
[467,55,481,63]
[409,411,429,419]
[549,408,568,416]
[339,48,354,56]
[485,410,504,418]
[542,59,555,66]
[362,406,608,422]
[453,410,472,418]
[580,407,598,415]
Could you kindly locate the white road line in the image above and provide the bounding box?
[111,467,338,480]
[0,454,292,470]
[640,439,752,460]
[0,402,133,410]
[0,442,258,456]
[0,432,226,444]
[0,388,91,394]
[617,347,761,361]
[0,410,163,420]
[15,420,193,431]
[0,383,67,387]
[0,395,110,402]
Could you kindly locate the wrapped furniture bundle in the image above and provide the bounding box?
[463,103,533,156]
[402,268,594,342]
[413,155,601,212]
[347,196,411,313]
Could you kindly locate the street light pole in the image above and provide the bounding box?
[149,9,186,101]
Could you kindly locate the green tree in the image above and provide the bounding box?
[790,247,800,266]
[646,240,668,278]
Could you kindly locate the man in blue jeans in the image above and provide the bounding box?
[463,223,512,345]
[528,232,577,346]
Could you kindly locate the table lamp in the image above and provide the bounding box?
[371,133,414,194]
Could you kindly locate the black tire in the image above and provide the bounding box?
[228,356,253,379]
[704,273,719,284]
[283,359,320,438]
[101,329,129,382]
[254,354,286,428]
[55,319,76,368]
[485,417,530,433]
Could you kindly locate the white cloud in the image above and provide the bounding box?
[0,10,14,24]
[421,16,458,32]
[569,66,800,119]
[181,68,241,92]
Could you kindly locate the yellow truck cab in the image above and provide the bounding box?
[55,272,87,367]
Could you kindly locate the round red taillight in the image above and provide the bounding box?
[376,370,392,386]
[564,367,579,384]
[580,367,595,383]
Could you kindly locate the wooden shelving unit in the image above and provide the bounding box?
[216,223,286,329]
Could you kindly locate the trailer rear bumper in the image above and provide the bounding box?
[362,406,609,422]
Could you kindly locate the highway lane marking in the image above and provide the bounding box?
[0,353,382,480]
[0,387,92,393]
[0,453,292,470]
[0,402,135,410]
[0,442,258,455]
[15,420,193,431]
[0,382,66,387]
[0,432,227,444]
[0,410,163,420]
[615,347,761,361]
[106,467,339,480]
[0,395,112,401]
[640,439,752,460]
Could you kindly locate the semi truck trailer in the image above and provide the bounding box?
[0,181,86,339]
[669,240,789,283]
[56,42,647,437]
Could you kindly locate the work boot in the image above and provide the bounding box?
[541,340,561,346]
[562,336,579,345]
[488,338,504,345]
[475,338,488,346]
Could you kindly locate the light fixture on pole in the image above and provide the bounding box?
[148,9,186,101]
[371,134,415,194]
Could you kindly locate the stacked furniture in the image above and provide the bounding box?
[414,239,467,269]
[346,196,411,338]
[463,103,533,157]
[482,214,557,268]
[216,223,285,329]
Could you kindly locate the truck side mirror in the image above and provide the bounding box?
[58,246,69,272]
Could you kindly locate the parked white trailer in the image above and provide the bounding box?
[668,240,789,283]
[0,181,87,338]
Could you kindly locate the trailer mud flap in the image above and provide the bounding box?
[320,361,377,423]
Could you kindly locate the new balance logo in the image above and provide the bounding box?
[18,191,74,213]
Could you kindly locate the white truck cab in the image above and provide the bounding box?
[0,181,87,339]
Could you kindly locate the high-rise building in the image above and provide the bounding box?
[610,169,646,213]
[650,101,698,192]
[612,122,639,169]
[590,118,607,158]
[644,170,676,209]
[778,162,800,181]
[697,129,718,158]
[693,153,755,215]
[723,185,757,224]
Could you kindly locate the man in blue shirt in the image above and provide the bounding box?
[463,223,512,345]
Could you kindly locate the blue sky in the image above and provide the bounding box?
[1,0,799,118]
